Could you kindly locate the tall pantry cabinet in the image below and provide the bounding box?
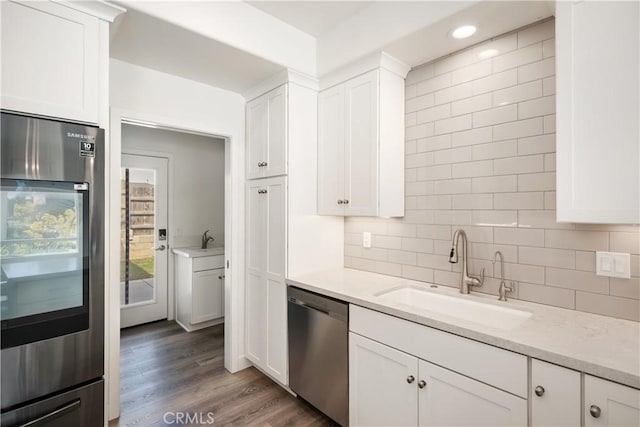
[244,75,343,385]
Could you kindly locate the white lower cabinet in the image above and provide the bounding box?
[350,332,418,427]
[175,254,225,332]
[584,375,640,427]
[531,359,581,427]
[418,359,526,427]
[349,332,526,427]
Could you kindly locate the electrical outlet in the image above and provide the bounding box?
[363,232,372,249]
[596,251,631,278]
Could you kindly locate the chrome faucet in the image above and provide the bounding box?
[201,230,215,249]
[449,229,484,294]
[492,251,514,301]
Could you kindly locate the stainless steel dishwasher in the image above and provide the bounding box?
[288,286,348,426]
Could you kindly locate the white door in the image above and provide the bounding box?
[245,180,267,364]
[349,332,419,427]
[418,359,527,427]
[585,375,640,427]
[317,84,346,215]
[344,69,379,216]
[264,177,287,384]
[247,93,268,179]
[531,359,581,427]
[120,154,169,328]
[265,85,287,178]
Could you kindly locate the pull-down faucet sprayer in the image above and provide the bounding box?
[449,229,485,294]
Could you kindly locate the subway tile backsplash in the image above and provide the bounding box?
[344,19,640,322]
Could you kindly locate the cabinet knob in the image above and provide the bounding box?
[257,162,262,167]
[406,375,415,384]
[418,380,427,389]
[590,405,601,418]
[344,199,349,205]
[534,385,545,397]
[337,199,344,205]
[263,161,268,167]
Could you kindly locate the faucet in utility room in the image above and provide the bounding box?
[201,230,215,249]
[449,229,484,294]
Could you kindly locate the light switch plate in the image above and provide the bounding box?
[596,251,631,278]
[363,232,372,249]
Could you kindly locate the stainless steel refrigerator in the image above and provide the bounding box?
[0,112,105,426]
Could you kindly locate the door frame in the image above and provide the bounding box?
[120,150,171,326]
[106,108,249,421]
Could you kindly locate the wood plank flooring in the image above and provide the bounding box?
[110,321,336,427]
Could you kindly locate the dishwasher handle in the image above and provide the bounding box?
[288,296,348,322]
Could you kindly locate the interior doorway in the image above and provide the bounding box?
[107,111,243,422]
[120,154,169,328]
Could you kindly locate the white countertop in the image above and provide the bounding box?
[286,268,640,389]
[172,246,224,258]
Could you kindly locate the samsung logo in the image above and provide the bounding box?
[67,132,94,141]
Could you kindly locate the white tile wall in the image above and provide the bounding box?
[344,19,640,322]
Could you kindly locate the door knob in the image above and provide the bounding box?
[534,385,545,397]
[418,380,426,389]
[590,405,601,418]
[154,245,166,251]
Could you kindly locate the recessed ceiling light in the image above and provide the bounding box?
[478,48,499,59]
[452,25,476,39]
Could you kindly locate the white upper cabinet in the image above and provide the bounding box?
[556,1,640,223]
[531,359,581,427]
[246,85,287,179]
[1,0,100,123]
[584,375,640,427]
[318,54,408,217]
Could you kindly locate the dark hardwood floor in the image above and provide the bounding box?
[110,321,335,427]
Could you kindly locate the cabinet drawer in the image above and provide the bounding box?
[192,255,224,272]
[350,305,527,398]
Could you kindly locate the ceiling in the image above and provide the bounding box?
[246,1,371,37]
[110,7,284,93]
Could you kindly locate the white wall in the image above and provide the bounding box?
[108,58,248,420]
[122,124,226,246]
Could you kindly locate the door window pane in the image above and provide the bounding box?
[120,168,156,307]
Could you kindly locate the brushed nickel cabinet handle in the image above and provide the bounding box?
[590,405,601,418]
[534,385,545,397]
[406,375,415,384]
[337,199,344,205]
[418,380,426,389]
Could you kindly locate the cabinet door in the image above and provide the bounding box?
[1,0,99,123]
[246,94,268,179]
[191,268,224,323]
[344,69,379,216]
[264,177,288,384]
[349,332,418,427]
[245,181,267,363]
[531,359,581,427]
[556,1,640,223]
[317,84,346,215]
[418,359,526,427]
[265,85,287,178]
[585,375,640,427]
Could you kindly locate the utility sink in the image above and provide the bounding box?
[376,286,532,330]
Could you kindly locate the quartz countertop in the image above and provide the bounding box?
[286,268,640,389]
[172,246,224,258]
